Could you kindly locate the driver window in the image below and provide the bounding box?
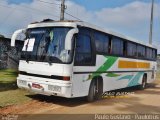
[74,33,93,66]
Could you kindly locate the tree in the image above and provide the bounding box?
[0,34,5,38]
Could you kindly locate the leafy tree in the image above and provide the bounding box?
[0,34,5,38]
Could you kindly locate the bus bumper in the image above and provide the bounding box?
[17,75,73,98]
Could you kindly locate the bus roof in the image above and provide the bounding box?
[28,20,157,49]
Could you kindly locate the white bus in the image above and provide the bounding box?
[11,20,157,102]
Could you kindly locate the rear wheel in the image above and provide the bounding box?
[139,75,147,90]
[87,78,103,102]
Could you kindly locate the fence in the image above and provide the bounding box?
[0,37,23,69]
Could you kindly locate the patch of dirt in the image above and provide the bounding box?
[0,82,160,114]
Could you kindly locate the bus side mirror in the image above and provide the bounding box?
[65,28,79,50]
[11,29,26,47]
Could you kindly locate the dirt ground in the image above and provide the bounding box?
[0,79,160,116]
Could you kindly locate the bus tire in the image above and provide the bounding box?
[95,78,103,100]
[87,78,103,102]
[139,74,147,90]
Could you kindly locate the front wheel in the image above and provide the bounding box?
[87,79,103,102]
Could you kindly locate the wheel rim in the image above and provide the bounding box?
[93,84,96,97]
[142,79,146,88]
[142,82,145,88]
[93,81,98,98]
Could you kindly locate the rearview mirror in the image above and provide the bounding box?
[11,29,26,47]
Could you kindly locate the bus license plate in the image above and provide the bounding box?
[48,85,61,93]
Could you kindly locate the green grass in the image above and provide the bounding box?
[0,69,18,91]
[0,69,18,80]
[0,89,32,108]
[0,69,33,108]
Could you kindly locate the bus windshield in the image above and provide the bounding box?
[21,27,72,64]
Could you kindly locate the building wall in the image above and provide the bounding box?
[0,37,23,69]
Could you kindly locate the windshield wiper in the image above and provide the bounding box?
[25,38,30,63]
[36,30,49,61]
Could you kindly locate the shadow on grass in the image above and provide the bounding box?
[0,69,18,92]
[0,81,18,92]
[0,69,18,76]
[3,71,18,76]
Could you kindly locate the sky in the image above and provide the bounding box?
[0,0,160,52]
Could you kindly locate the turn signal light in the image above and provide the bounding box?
[63,76,70,81]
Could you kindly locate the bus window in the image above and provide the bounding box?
[94,31,109,54]
[152,49,157,60]
[146,48,153,59]
[137,45,145,58]
[127,42,137,57]
[74,33,93,66]
[111,37,124,56]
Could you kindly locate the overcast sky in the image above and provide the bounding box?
[0,0,160,52]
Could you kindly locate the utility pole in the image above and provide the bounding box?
[149,0,154,45]
[60,0,65,21]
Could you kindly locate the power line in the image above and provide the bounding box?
[0,2,59,19]
[0,0,59,17]
[35,0,79,21]
[0,0,87,26]
[0,7,17,28]
[64,12,82,21]
[36,0,61,6]
[60,0,66,20]
[0,3,12,9]
[34,0,61,15]
[19,2,60,18]
[0,0,83,21]
[59,0,83,21]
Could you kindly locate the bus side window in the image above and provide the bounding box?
[74,33,93,66]
[127,42,137,58]
[94,31,109,54]
[111,37,124,56]
[123,41,127,56]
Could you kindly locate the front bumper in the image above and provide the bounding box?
[17,75,73,98]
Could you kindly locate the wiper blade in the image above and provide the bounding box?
[26,53,29,63]
[36,29,50,61]
[25,39,30,62]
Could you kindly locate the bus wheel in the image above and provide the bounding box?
[139,75,147,90]
[87,78,103,102]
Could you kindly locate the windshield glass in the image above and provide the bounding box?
[21,27,73,63]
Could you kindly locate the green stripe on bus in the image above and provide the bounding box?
[118,75,134,81]
[106,73,121,77]
[127,72,144,87]
[87,56,118,80]
[117,72,144,87]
